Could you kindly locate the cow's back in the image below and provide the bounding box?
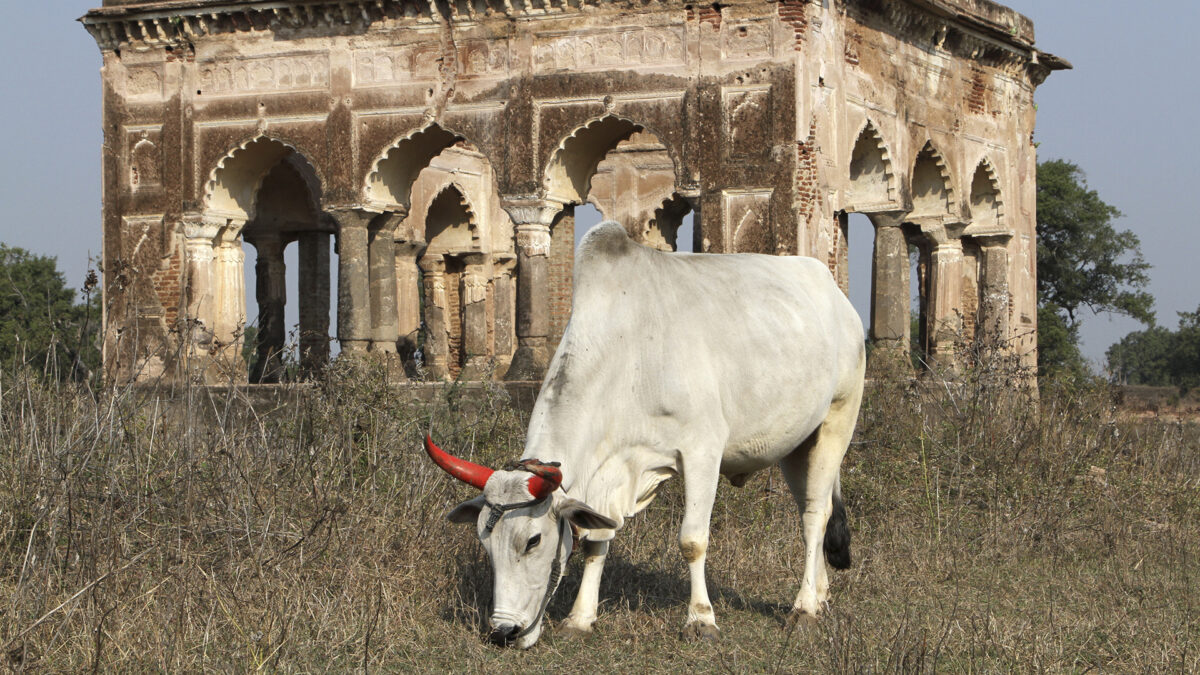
[525,222,864,521]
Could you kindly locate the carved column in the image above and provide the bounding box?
[460,253,491,379]
[212,222,247,378]
[368,212,402,356]
[868,212,911,372]
[419,254,450,380]
[492,253,517,377]
[182,215,222,365]
[331,208,374,355]
[247,234,286,383]
[501,199,561,381]
[298,231,330,376]
[976,234,1012,352]
[927,234,965,372]
[394,240,425,369]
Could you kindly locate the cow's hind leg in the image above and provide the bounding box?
[678,451,723,640]
[560,539,609,636]
[779,388,861,624]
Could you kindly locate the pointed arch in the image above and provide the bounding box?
[968,157,1003,231]
[846,120,895,209]
[910,141,955,218]
[130,138,161,191]
[425,182,480,252]
[587,128,678,238]
[247,155,324,233]
[642,192,693,251]
[204,136,323,221]
[544,114,677,205]
[364,123,464,211]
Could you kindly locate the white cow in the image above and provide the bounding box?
[426,221,865,648]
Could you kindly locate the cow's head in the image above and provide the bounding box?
[425,435,616,648]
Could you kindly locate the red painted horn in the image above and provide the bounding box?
[525,465,563,500]
[424,435,493,490]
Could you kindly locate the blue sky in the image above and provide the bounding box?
[1,1,1195,368]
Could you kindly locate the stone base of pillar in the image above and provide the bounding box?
[503,339,549,381]
[927,346,963,378]
[369,340,397,354]
[340,339,371,355]
[460,356,495,381]
[867,341,912,378]
[378,351,407,382]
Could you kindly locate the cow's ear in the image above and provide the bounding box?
[447,495,486,524]
[558,498,618,531]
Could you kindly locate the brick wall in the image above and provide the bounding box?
[547,213,575,354]
[445,258,464,379]
[150,246,184,327]
[778,0,808,51]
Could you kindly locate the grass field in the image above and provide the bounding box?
[1,362,1196,672]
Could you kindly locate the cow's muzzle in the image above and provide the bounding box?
[487,623,523,647]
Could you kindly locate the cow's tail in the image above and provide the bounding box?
[823,475,851,570]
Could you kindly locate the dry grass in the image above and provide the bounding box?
[1,360,1196,672]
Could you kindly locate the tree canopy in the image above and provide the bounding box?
[1036,159,1153,378]
[0,244,100,380]
[1107,306,1200,390]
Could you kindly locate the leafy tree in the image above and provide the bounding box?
[0,244,100,380]
[1110,305,1200,390]
[1036,160,1154,378]
[1169,307,1200,390]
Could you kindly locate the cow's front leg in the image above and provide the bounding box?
[560,539,609,636]
[679,463,721,640]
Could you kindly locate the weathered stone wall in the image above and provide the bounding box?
[82,0,1065,383]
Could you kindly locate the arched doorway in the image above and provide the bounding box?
[198,136,331,383]
[841,122,912,373]
[541,116,690,354]
[368,126,514,379]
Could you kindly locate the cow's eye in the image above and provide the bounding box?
[525,534,542,552]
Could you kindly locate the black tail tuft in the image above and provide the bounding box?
[823,492,851,570]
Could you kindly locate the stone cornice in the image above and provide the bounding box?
[873,0,1070,83]
[80,0,1070,83]
[81,0,637,51]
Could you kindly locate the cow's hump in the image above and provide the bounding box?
[577,220,636,266]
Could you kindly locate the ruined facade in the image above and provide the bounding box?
[82,0,1065,383]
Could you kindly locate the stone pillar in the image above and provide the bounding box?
[460,253,491,379]
[419,254,450,380]
[331,208,374,355]
[394,240,425,368]
[181,216,222,362]
[681,191,705,253]
[250,233,287,383]
[501,199,561,381]
[298,231,331,376]
[212,222,247,378]
[368,215,400,356]
[868,212,911,372]
[928,236,965,372]
[977,235,1012,352]
[492,254,517,377]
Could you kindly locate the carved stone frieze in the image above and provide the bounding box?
[126,66,163,99]
[533,26,686,73]
[198,53,330,97]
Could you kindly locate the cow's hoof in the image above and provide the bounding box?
[682,622,720,642]
[785,608,820,631]
[557,622,593,639]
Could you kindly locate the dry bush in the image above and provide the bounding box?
[0,357,1196,672]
